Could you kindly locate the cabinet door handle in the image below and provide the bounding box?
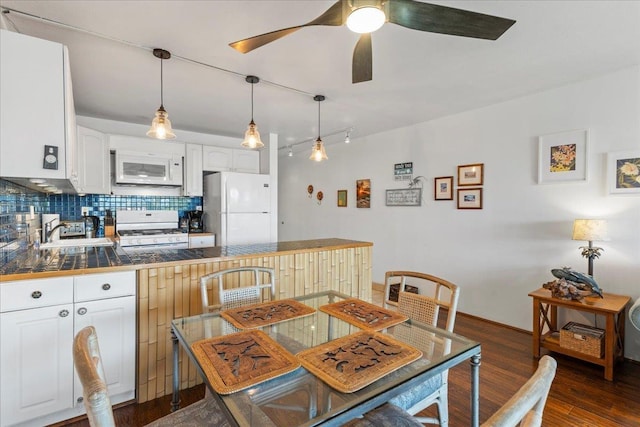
[31,291,42,299]
[77,307,87,316]
[77,396,84,404]
[59,309,69,317]
[102,283,111,291]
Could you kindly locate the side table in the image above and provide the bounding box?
[528,288,630,381]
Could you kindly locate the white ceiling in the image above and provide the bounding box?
[1,1,639,154]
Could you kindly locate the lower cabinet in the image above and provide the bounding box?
[0,271,136,427]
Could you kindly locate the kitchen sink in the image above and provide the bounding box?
[40,238,115,249]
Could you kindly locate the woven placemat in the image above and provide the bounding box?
[297,330,422,393]
[319,298,408,330]
[220,299,316,329]
[191,329,300,395]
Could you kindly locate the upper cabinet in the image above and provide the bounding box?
[184,143,203,197]
[202,146,259,173]
[0,30,76,180]
[75,126,110,195]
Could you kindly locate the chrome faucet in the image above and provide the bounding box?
[44,219,69,243]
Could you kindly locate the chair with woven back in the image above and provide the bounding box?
[73,326,231,427]
[383,270,460,427]
[346,355,557,427]
[200,266,275,313]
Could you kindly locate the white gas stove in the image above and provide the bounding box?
[116,210,188,250]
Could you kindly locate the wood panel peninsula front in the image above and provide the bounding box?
[0,238,373,404]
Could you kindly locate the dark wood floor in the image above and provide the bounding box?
[53,313,640,427]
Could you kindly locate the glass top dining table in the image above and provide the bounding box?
[170,291,481,427]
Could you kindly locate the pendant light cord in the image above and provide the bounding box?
[317,99,321,139]
[251,82,254,121]
[160,56,164,107]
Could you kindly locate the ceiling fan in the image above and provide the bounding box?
[229,0,516,84]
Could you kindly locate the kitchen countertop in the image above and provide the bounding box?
[0,238,372,281]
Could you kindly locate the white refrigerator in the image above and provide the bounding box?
[203,172,272,245]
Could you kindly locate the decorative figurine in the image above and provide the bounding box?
[543,267,603,301]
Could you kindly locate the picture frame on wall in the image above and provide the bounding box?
[434,176,454,200]
[458,163,484,186]
[356,179,371,208]
[607,150,640,195]
[537,129,589,184]
[337,190,348,207]
[457,188,483,209]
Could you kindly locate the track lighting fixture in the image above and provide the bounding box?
[309,95,328,162]
[345,129,352,144]
[288,147,293,157]
[241,75,264,149]
[147,48,176,140]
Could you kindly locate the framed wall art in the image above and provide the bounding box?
[458,163,484,186]
[434,176,453,200]
[608,150,640,194]
[385,188,422,206]
[538,129,589,184]
[457,188,483,209]
[337,190,348,207]
[356,179,371,208]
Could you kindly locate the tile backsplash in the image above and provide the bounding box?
[0,179,202,239]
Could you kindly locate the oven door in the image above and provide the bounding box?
[115,151,182,186]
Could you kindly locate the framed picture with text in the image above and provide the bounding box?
[608,150,640,194]
[457,188,483,209]
[434,176,453,200]
[538,129,589,184]
[458,164,484,186]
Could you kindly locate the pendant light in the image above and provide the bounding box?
[147,48,176,140]
[241,75,264,149]
[309,95,328,162]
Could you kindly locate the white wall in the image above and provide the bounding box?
[278,66,640,361]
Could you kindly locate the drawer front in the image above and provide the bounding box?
[0,277,74,312]
[189,234,215,248]
[74,271,135,302]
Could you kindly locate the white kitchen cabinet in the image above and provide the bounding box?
[202,146,259,173]
[184,143,203,196]
[0,29,76,181]
[189,233,216,248]
[0,271,136,427]
[0,303,75,426]
[232,149,260,173]
[75,126,110,195]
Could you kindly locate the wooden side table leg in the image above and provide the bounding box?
[532,298,541,357]
[604,313,615,381]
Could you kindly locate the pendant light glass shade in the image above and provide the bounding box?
[147,105,176,139]
[241,75,264,149]
[310,94,327,162]
[147,49,176,140]
[242,119,263,149]
[309,137,328,162]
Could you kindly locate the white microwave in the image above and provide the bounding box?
[115,150,183,186]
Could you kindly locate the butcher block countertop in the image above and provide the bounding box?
[0,238,372,282]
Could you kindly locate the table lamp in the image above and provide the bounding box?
[572,219,608,277]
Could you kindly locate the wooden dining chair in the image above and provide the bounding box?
[481,356,557,427]
[73,326,231,427]
[200,267,275,312]
[348,356,556,427]
[384,271,460,427]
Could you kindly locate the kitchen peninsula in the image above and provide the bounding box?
[0,238,372,405]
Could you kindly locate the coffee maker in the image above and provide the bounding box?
[187,210,204,233]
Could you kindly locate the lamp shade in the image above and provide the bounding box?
[309,138,328,162]
[572,219,609,241]
[147,106,176,140]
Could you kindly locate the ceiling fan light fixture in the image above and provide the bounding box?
[346,6,385,34]
[310,138,328,162]
[147,48,176,140]
[241,75,264,149]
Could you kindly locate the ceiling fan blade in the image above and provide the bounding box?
[352,33,372,84]
[388,0,516,40]
[229,0,345,53]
